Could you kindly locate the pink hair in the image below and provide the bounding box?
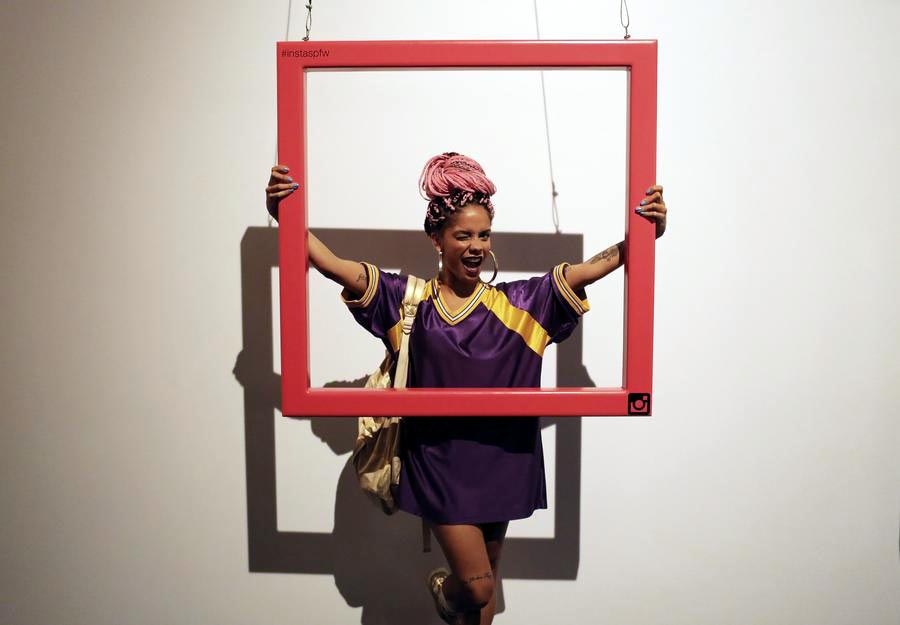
[419,152,496,235]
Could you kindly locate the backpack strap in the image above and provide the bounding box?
[393,275,426,389]
[389,275,432,552]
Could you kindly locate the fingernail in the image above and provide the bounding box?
[646,187,653,194]
[286,176,293,182]
[280,167,290,172]
[634,207,643,213]
[292,183,299,189]
[640,199,647,205]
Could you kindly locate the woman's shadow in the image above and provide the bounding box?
[234,226,590,624]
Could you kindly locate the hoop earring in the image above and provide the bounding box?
[482,250,498,284]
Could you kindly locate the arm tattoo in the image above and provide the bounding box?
[587,243,622,265]
[464,571,494,584]
[355,271,368,285]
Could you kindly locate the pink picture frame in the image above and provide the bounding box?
[276,39,657,417]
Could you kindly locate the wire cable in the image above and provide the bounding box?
[532,0,561,234]
[621,0,631,39]
[269,1,299,227]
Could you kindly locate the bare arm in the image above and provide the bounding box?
[265,164,370,299]
[307,231,369,299]
[564,241,625,292]
[564,184,668,291]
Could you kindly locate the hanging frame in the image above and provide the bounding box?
[276,39,657,417]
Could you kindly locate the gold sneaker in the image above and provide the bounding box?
[427,567,463,625]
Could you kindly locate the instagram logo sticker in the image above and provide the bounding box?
[628,393,651,416]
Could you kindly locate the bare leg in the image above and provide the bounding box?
[430,521,509,625]
[478,521,508,625]
[430,523,494,623]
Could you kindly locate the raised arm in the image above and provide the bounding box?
[265,163,369,299]
[307,231,369,300]
[564,241,626,292]
[565,184,668,291]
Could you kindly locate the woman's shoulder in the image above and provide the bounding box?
[490,264,561,292]
[360,264,435,299]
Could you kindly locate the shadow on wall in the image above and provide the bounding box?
[232,227,595,624]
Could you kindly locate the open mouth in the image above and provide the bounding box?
[461,256,482,276]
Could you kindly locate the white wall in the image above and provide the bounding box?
[2,1,898,624]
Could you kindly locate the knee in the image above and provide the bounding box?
[458,576,494,609]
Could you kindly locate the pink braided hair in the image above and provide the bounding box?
[419,152,496,235]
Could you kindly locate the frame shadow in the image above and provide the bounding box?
[233,226,596,622]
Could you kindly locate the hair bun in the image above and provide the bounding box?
[419,152,496,200]
[419,151,496,235]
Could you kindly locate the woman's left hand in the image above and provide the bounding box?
[635,184,667,239]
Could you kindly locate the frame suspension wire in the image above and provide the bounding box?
[303,1,314,41]
[620,0,631,39]
[270,0,298,227]
[532,0,562,234]
[285,0,294,40]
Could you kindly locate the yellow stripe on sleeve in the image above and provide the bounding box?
[340,262,379,308]
[552,263,590,316]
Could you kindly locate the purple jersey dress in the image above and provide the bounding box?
[342,262,590,524]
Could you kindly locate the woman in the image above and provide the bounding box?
[265,152,667,625]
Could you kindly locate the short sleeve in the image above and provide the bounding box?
[499,262,590,344]
[340,262,407,348]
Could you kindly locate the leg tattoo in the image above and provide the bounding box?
[464,571,493,584]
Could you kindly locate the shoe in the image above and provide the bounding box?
[427,566,462,625]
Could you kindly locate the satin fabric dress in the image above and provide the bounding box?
[342,262,590,524]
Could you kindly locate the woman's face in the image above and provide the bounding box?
[431,203,492,285]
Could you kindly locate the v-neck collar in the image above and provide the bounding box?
[431,278,488,326]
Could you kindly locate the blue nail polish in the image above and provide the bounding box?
[634,207,643,213]
[640,199,647,205]
[646,187,653,194]
[292,183,299,189]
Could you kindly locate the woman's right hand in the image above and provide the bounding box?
[265,163,299,221]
